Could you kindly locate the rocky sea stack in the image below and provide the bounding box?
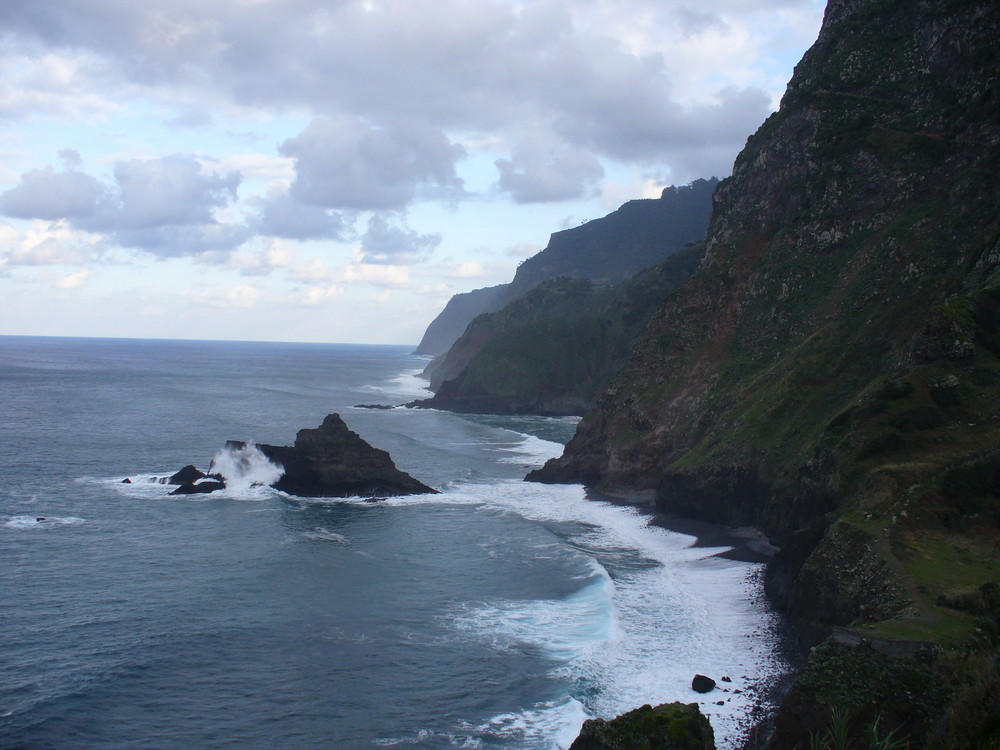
[165,413,437,499]
[255,413,436,498]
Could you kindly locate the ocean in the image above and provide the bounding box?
[0,336,789,749]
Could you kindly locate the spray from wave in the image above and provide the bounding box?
[208,442,284,493]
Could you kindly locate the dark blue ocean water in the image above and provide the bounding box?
[0,337,787,749]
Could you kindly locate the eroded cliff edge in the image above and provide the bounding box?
[533,0,999,746]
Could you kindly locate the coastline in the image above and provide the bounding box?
[574,485,800,749]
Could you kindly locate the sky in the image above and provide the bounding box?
[0,0,826,345]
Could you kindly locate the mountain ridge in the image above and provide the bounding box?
[416,179,717,367]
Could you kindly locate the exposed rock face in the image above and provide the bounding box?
[168,465,206,485]
[530,0,1000,550]
[569,702,715,750]
[420,180,718,391]
[257,414,437,498]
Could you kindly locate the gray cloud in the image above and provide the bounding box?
[0,166,105,220]
[279,117,465,211]
[496,139,605,203]
[95,156,240,231]
[251,191,354,241]
[359,215,440,265]
[0,154,246,254]
[0,0,808,178]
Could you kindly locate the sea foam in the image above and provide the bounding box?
[3,515,85,529]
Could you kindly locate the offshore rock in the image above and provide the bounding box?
[168,464,206,485]
[692,675,716,694]
[169,480,225,495]
[256,413,437,498]
[569,702,715,750]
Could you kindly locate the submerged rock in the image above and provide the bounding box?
[569,702,715,750]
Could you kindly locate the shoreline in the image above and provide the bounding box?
[574,485,799,749]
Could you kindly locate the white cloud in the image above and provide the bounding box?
[195,284,259,308]
[301,284,342,305]
[0,155,248,255]
[53,267,89,290]
[342,262,410,288]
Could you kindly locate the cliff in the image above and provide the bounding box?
[419,179,717,383]
[531,0,1000,745]
[415,243,703,416]
[413,283,509,356]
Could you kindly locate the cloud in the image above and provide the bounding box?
[300,284,342,305]
[358,215,440,265]
[195,284,260,309]
[496,137,605,203]
[342,262,410,288]
[251,190,353,241]
[0,154,248,255]
[53,267,89,290]
[0,166,105,220]
[98,155,240,230]
[0,1,820,184]
[58,148,83,169]
[0,219,104,271]
[279,116,465,211]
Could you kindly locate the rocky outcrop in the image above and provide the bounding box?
[570,702,715,750]
[162,414,436,499]
[531,0,1000,746]
[255,414,437,498]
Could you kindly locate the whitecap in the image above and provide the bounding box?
[3,515,85,529]
[397,479,788,749]
[300,528,349,544]
[495,433,565,465]
[473,696,590,750]
[208,442,283,492]
[453,558,619,664]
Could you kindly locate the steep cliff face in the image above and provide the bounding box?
[532,0,1000,745]
[413,283,508,357]
[532,0,999,528]
[416,244,703,416]
[419,179,717,385]
[504,179,717,300]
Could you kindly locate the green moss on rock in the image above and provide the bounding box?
[570,702,715,750]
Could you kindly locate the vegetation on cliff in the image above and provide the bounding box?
[420,179,717,389]
[535,0,1000,746]
[415,243,703,415]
